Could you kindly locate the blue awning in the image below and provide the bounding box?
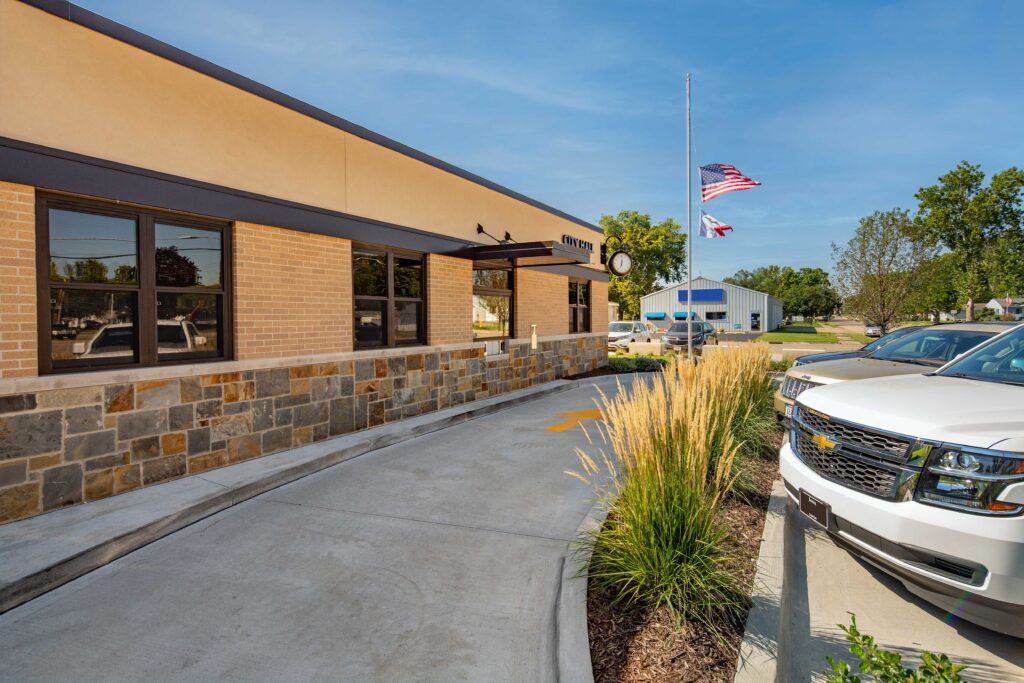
[645,312,666,320]
[673,311,696,319]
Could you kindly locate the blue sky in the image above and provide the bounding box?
[78,0,1024,281]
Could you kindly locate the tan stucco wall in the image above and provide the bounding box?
[426,254,472,346]
[0,0,603,266]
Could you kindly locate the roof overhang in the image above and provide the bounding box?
[452,240,591,267]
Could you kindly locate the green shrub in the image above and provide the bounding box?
[825,614,967,682]
[769,358,794,372]
[606,355,668,373]
[571,346,774,632]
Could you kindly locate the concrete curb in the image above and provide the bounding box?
[0,379,580,615]
[734,478,788,683]
[556,498,608,683]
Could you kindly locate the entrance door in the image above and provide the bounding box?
[751,312,761,331]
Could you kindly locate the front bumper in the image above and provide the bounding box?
[607,337,630,349]
[780,441,1024,638]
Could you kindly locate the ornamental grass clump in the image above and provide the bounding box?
[571,345,773,631]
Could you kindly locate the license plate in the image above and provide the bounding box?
[799,490,829,528]
[785,404,793,419]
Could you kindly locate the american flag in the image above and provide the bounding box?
[700,163,761,202]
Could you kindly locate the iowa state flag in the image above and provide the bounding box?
[699,210,734,238]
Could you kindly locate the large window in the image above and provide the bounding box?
[38,196,230,373]
[569,279,590,333]
[472,268,513,340]
[353,248,425,348]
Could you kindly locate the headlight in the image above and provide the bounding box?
[916,446,1024,515]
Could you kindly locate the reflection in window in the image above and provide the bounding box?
[569,280,590,334]
[40,199,229,373]
[156,292,220,355]
[50,289,138,366]
[49,209,137,284]
[473,267,513,341]
[353,249,424,348]
[155,224,221,287]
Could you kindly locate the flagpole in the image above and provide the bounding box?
[686,73,693,361]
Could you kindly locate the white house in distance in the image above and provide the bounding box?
[986,296,1024,320]
[640,276,784,333]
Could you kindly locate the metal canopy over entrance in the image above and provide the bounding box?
[453,240,591,268]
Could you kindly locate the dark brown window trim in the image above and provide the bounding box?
[35,193,233,374]
[569,278,591,334]
[352,243,427,349]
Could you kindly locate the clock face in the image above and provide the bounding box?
[608,250,633,276]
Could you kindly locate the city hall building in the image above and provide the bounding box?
[0,0,608,522]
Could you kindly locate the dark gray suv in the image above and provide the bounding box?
[660,321,718,353]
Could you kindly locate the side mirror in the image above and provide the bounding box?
[72,342,86,355]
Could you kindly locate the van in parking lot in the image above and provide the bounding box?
[781,323,1024,637]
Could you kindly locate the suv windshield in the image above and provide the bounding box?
[867,329,996,367]
[938,325,1024,385]
[608,322,633,333]
[861,325,919,352]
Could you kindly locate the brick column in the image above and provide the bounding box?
[514,269,568,338]
[589,280,609,332]
[0,182,37,378]
[426,254,472,345]
[233,222,353,358]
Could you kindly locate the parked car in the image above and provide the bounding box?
[607,321,654,350]
[780,323,1024,637]
[50,322,78,340]
[660,321,718,354]
[864,322,883,337]
[793,325,920,366]
[73,319,208,358]
[775,323,1015,420]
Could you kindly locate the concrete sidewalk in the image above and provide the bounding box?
[0,376,629,682]
[779,500,1024,682]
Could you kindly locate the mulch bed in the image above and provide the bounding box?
[587,431,783,683]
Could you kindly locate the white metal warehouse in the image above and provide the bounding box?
[640,276,784,333]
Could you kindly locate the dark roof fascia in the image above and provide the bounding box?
[453,240,590,264]
[18,0,603,235]
[531,263,610,283]
[0,136,473,254]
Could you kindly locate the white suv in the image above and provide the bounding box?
[781,323,1024,637]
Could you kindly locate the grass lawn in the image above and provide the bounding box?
[844,332,873,345]
[758,326,839,343]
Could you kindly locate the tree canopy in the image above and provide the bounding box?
[914,162,1024,318]
[602,210,686,319]
[724,265,840,320]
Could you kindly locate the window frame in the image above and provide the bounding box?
[472,267,514,342]
[352,244,427,349]
[568,279,591,334]
[36,193,233,375]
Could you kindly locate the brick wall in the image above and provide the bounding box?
[514,269,568,338]
[0,182,37,378]
[589,280,609,332]
[426,254,472,345]
[233,222,353,358]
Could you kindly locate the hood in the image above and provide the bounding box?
[798,374,1024,450]
[795,350,866,365]
[788,357,931,384]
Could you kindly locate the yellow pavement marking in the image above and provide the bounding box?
[545,409,604,432]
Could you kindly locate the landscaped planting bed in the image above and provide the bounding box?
[570,346,784,682]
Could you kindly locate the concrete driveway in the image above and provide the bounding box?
[0,377,629,683]
[781,500,1024,682]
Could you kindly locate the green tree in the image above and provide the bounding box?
[602,210,686,319]
[915,162,1024,319]
[778,267,841,321]
[724,265,785,298]
[909,253,959,323]
[832,209,936,334]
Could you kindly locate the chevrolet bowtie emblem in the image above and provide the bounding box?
[812,434,838,450]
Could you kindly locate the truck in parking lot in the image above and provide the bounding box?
[781,323,1024,637]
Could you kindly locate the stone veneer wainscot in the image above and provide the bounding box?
[0,334,606,523]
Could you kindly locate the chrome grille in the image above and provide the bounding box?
[782,376,820,400]
[799,410,911,461]
[794,425,898,498]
